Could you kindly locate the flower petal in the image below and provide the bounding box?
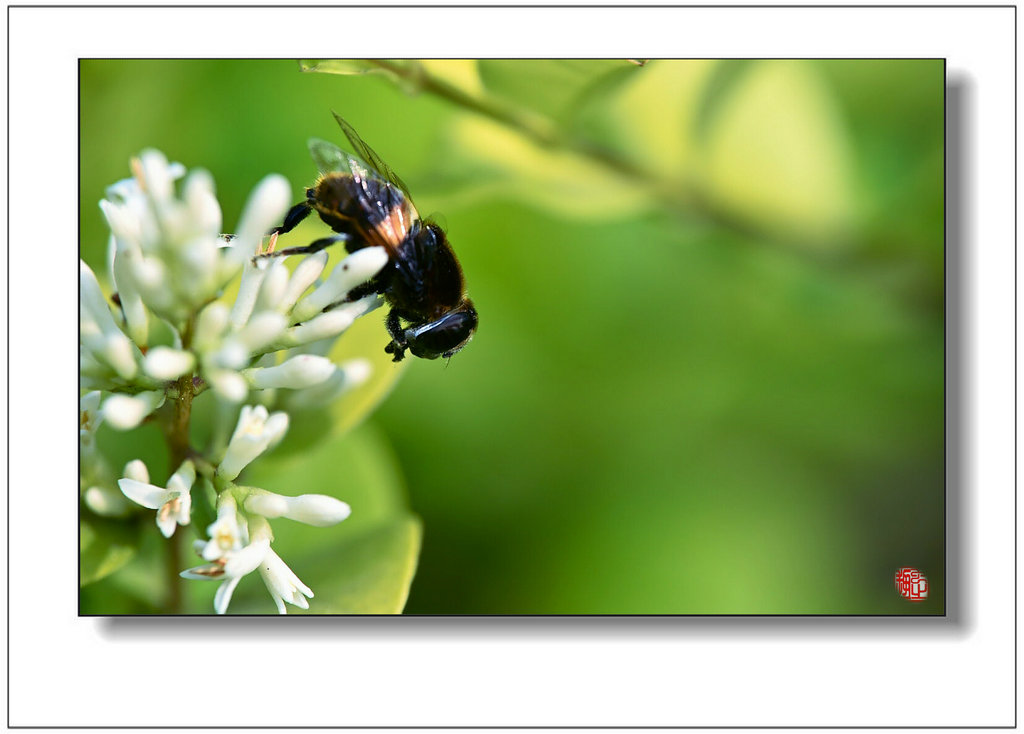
[214,576,243,615]
[118,478,169,510]
[223,537,271,578]
[156,505,179,537]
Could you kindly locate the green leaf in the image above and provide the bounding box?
[598,59,719,183]
[299,59,401,77]
[95,420,169,484]
[439,115,652,220]
[190,476,217,536]
[299,59,422,94]
[325,306,407,437]
[80,514,140,586]
[694,61,857,248]
[289,517,422,614]
[692,60,757,141]
[477,60,635,126]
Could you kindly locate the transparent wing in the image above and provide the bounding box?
[308,138,352,175]
[332,111,414,197]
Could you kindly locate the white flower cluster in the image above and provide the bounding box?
[81,149,386,416]
[82,150,388,613]
[118,405,350,613]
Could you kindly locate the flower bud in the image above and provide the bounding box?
[285,309,357,346]
[84,486,131,517]
[229,261,268,329]
[193,302,229,354]
[285,358,372,408]
[245,491,351,527]
[217,405,289,480]
[254,260,290,313]
[244,354,335,390]
[207,368,248,403]
[130,256,177,317]
[291,247,388,322]
[234,311,288,354]
[228,174,291,266]
[112,248,150,346]
[143,346,196,380]
[182,169,222,234]
[102,390,165,430]
[123,459,149,484]
[279,251,329,313]
[137,149,176,202]
[99,199,142,253]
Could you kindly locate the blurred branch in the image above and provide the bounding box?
[303,59,783,231]
[305,59,940,313]
[362,60,698,213]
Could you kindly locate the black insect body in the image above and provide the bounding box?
[264,113,477,363]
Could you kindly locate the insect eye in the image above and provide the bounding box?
[407,308,477,359]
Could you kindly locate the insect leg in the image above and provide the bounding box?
[342,279,386,302]
[383,309,408,362]
[270,201,313,236]
[253,234,350,262]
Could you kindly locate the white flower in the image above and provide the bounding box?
[192,301,230,354]
[245,490,351,527]
[280,296,380,349]
[227,174,292,268]
[83,486,131,517]
[118,460,195,537]
[201,496,245,561]
[259,549,314,614]
[99,152,229,322]
[217,405,289,480]
[254,259,291,313]
[283,358,373,409]
[123,459,150,483]
[102,390,166,430]
[278,250,329,314]
[142,346,196,380]
[80,261,139,381]
[111,245,149,346]
[206,369,249,403]
[291,247,389,323]
[223,311,289,361]
[227,175,292,328]
[243,354,335,390]
[181,536,271,615]
[80,391,104,452]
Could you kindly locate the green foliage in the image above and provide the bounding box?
[81,59,944,614]
[80,514,140,586]
[476,59,634,126]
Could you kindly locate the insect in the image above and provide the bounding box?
[259,112,477,363]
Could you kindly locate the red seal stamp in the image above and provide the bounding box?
[895,567,928,601]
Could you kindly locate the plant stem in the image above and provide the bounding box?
[162,372,195,614]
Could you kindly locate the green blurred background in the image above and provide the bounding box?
[80,59,944,614]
